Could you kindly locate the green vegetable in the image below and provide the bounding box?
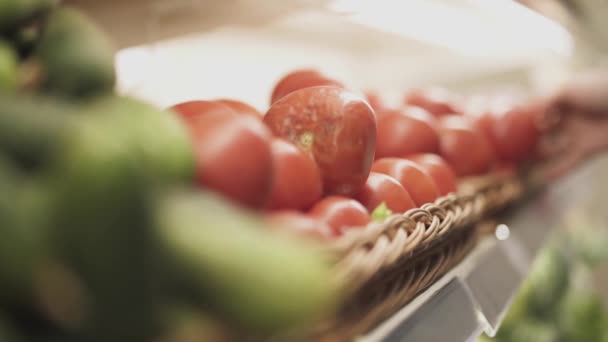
[507,319,557,342]
[526,246,569,317]
[35,6,115,98]
[0,40,17,91]
[154,190,340,334]
[0,0,54,32]
[558,288,604,342]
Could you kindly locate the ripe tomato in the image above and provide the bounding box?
[214,99,263,119]
[404,87,462,116]
[489,102,542,163]
[308,196,370,236]
[264,86,376,197]
[437,116,495,176]
[267,138,323,211]
[372,158,440,206]
[270,69,343,105]
[265,211,332,241]
[375,106,439,159]
[405,153,457,195]
[171,100,235,123]
[365,91,384,110]
[354,172,415,214]
[190,112,273,208]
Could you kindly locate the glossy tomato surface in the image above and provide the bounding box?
[406,153,457,195]
[267,138,323,211]
[308,196,370,236]
[489,102,542,163]
[215,99,263,119]
[372,158,440,206]
[365,91,384,110]
[264,86,377,197]
[265,211,332,240]
[171,100,235,123]
[270,69,343,105]
[375,106,439,159]
[190,112,273,208]
[404,87,462,116]
[438,116,495,176]
[354,172,415,214]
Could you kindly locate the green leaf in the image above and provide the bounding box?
[371,202,392,222]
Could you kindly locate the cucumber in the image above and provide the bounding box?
[154,189,339,334]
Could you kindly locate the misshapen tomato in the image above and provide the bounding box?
[438,115,495,176]
[405,153,457,195]
[265,211,332,241]
[404,87,462,116]
[267,138,323,211]
[372,158,440,206]
[189,112,273,208]
[354,172,415,214]
[270,69,343,105]
[375,106,439,159]
[264,86,377,197]
[308,196,370,236]
[214,99,263,119]
[171,100,235,123]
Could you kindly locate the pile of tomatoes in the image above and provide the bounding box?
[171,69,544,240]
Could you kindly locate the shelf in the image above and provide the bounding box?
[361,155,606,341]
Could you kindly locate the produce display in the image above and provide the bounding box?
[0,1,551,341]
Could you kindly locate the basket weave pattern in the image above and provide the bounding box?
[320,173,525,338]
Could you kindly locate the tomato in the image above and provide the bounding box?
[372,158,440,206]
[267,138,323,211]
[214,99,263,119]
[375,106,439,159]
[354,172,415,214]
[437,115,495,176]
[265,211,332,240]
[365,91,384,110]
[404,87,462,116]
[488,101,542,163]
[171,100,235,123]
[190,112,273,208]
[264,86,376,196]
[308,196,370,236]
[270,69,343,105]
[405,153,457,195]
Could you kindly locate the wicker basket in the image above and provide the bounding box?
[309,172,525,340]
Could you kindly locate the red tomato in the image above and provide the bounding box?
[214,99,263,119]
[265,211,332,240]
[308,196,370,236]
[405,153,457,195]
[489,102,542,163]
[267,138,323,211]
[270,69,343,105]
[437,116,495,176]
[404,87,462,116]
[372,158,440,206]
[365,91,384,110]
[171,100,234,123]
[264,86,377,197]
[190,112,273,208]
[354,172,416,214]
[375,106,439,159]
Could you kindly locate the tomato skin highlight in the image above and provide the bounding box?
[437,115,495,176]
[404,87,462,117]
[188,112,274,208]
[365,91,384,110]
[267,138,323,211]
[270,69,343,105]
[375,106,439,159]
[372,158,440,207]
[264,86,377,197]
[308,196,371,236]
[405,153,457,196]
[214,99,263,119]
[265,211,333,241]
[354,172,416,214]
[171,100,235,123]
